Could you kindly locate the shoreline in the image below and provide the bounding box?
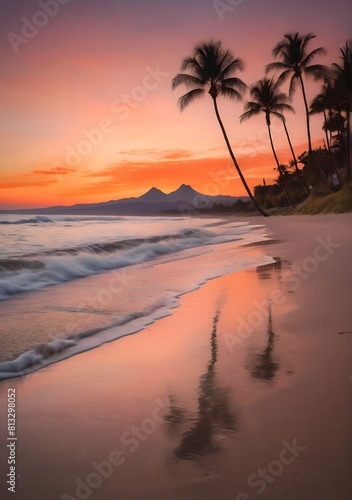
[0,213,351,499]
[0,220,273,380]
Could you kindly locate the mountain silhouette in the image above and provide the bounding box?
[0,185,248,215]
[137,187,169,203]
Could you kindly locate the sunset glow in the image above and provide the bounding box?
[1,0,350,208]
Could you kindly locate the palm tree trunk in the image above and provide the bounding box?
[338,128,349,173]
[212,98,269,217]
[282,121,298,172]
[299,74,330,188]
[267,123,295,208]
[323,110,330,149]
[346,105,351,181]
[299,74,312,153]
[323,110,343,187]
[327,108,333,149]
[282,120,310,195]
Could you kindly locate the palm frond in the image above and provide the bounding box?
[243,101,262,112]
[240,101,262,122]
[173,41,246,110]
[270,91,290,106]
[178,89,206,111]
[303,64,330,81]
[218,58,244,80]
[265,61,291,74]
[288,75,297,98]
[195,41,222,79]
[276,69,294,85]
[240,109,262,123]
[272,103,295,114]
[309,102,324,115]
[221,76,247,92]
[331,62,343,73]
[172,73,204,90]
[220,86,243,101]
[249,85,265,104]
[279,33,316,52]
[271,111,285,122]
[217,48,234,74]
[301,33,317,42]
[339,40,352,61]
[180,57,205,80]
[272,40,288,58]
[301,47,327,67]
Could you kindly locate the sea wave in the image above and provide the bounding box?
[0,259,46,272]
[0,215,156,225]
[0,299,174,380]
[21,229,210,257]
[0,227,239,299]
[0,215,53,225]
[0,249,276,380]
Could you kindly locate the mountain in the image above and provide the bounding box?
[0,185,248,215]
[167,184,201,203]
[137,187,169,203]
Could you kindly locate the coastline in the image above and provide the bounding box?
[0,213,351,499]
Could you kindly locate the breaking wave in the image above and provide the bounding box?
[0,299,175,380]
[0,228,239,299]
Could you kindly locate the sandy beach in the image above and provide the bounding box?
[0,214,351,500]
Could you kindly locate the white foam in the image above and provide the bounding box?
[0,251,275,380]
[0,218,275,380]
[0,225,255,299]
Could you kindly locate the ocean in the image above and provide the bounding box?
[0,214,274,379]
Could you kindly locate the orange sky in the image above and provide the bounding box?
[0,0,351,208]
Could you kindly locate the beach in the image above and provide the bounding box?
[0,213,351,500]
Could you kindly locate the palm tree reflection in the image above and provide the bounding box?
[164,311,237,460]
[256,257,283,280]
[250,303,280,382]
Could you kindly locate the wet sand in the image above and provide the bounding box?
[0,214,351,500]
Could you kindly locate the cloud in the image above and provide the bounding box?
[29,166,76,176]
[116,148,197,161]
[63,151,281,199]
[0,180,57,189]
[160,150,194,160]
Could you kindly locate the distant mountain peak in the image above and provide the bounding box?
[138,186,168,203]
[0,183,248,215]
[169,184,197,195]
[145,187,166,194]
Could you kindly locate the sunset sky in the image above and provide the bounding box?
[1,0,351,208]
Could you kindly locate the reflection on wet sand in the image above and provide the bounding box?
[256,256,283,280]
[250,303,280,382]
[164,310,237,460]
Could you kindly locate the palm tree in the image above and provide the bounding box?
[240,78,295,207]
[310,81,336,146]
[324,111,346,158]
[332,40,352,179]
[310,82,343,185]
[172,40,268,217]
[265,32,329,154]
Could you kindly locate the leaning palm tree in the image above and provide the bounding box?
[266,32,329,154]
[172,40,268,217]
[240,78,295,207]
